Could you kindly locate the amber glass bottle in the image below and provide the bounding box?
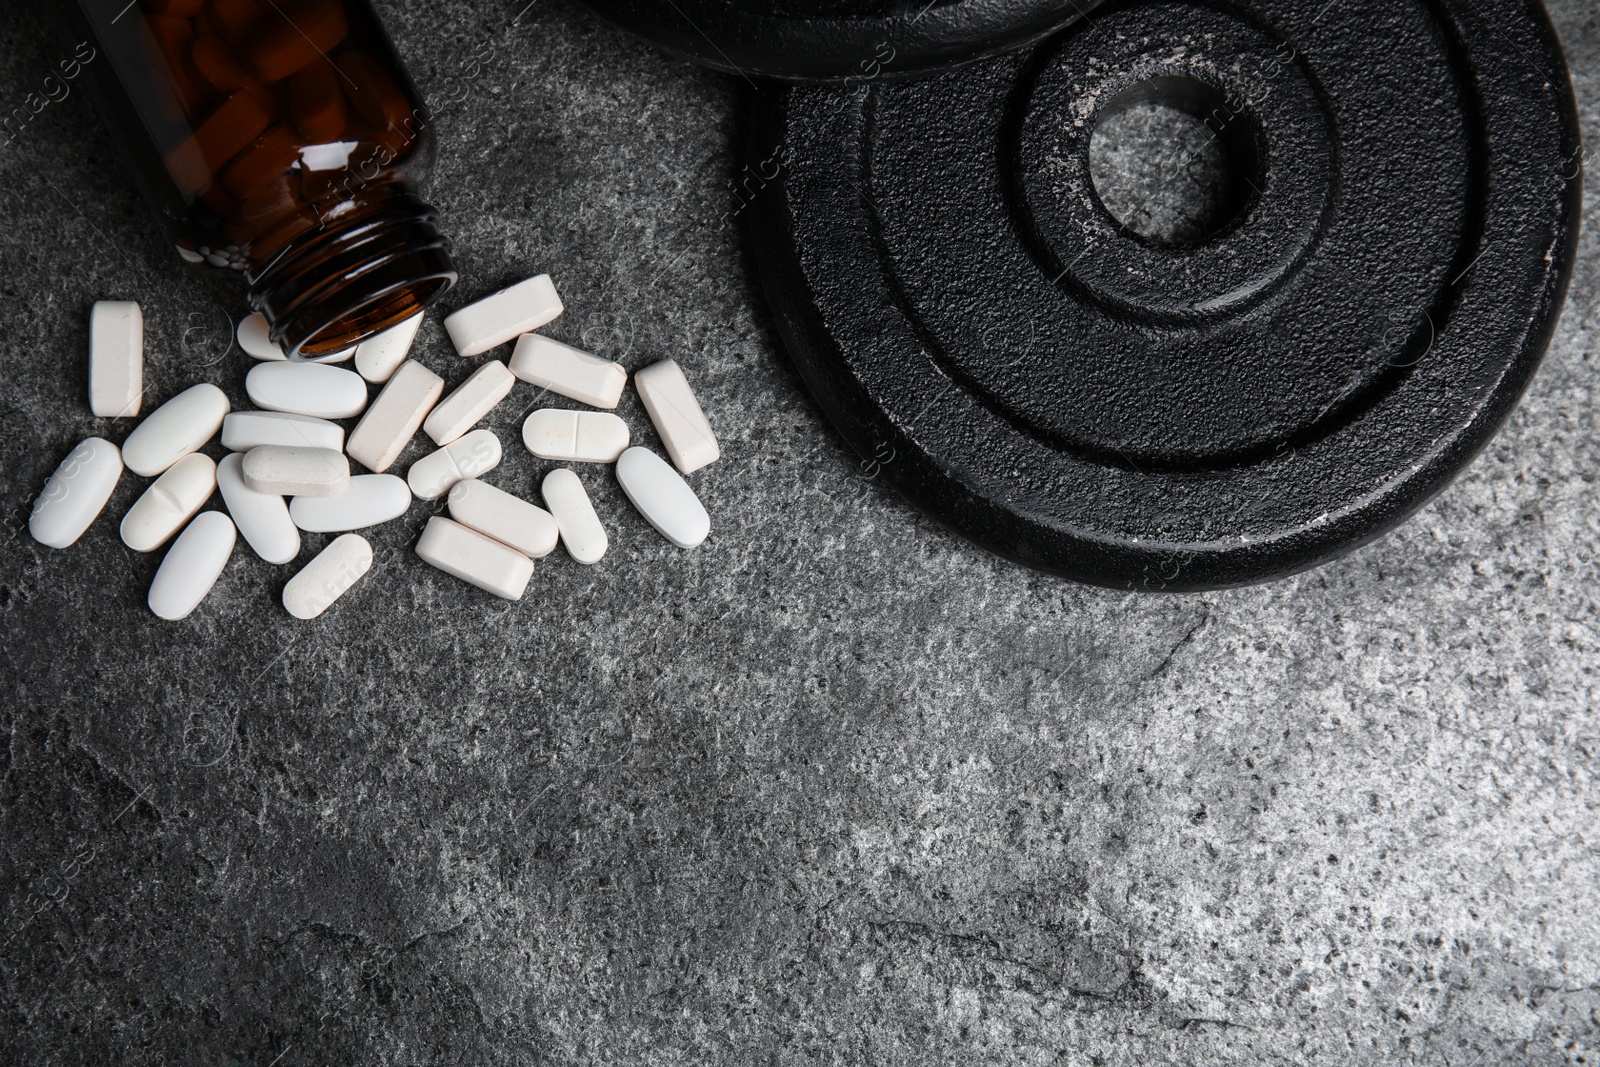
[54,0,456,357]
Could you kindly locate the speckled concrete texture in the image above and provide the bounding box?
[1,2,1598,1064]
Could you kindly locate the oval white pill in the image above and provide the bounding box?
[245,362,368,419]
[120,452,218,553]
[345,360,443,473]
[282,533,373,620]
[238,313,352,363]
[290,474,410,532]
[221,411,345,453]
[447,479,560,558]
[634,359,719,474]
[423,360,516,446]
[241,445,350,497]
[615,446,710,549]
[29,437,124,549]
[415,516,533,600]
[148,511,235,620]
[120,383,230,477]
[89,300,143,418]
[522,409,629,463]
[354,313,423,383]
[541,468,607,564]
[508,333,626,409]
[407,428,502,500]
[217,453,300,565]
[443,274,563,358]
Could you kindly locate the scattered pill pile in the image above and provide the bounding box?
[28,274,719,620]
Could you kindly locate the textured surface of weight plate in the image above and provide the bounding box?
[575,0,1105,82]
[747,0,1583,590]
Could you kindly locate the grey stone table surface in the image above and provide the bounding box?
[2,1,1597,1064]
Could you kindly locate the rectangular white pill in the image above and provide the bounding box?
[354,313,424,383]
[283,533,373,620]
[541,468,607,564]
[89,301,143,418]
[423,360,516,446]
[345,360,444,473]
[443,275,563,357]
[415,516,533,600]
[521,409,629,463]
[447,478,560,558]
[407,428,502,500]
[222,411,345,453]
[508,334,626,409]
[29,437,124,549]
[120,453,218,553]
[241,445,350,497]
[634,360,719,474]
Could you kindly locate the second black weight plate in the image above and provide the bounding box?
[574,0,1104,82]
[747,0,1582,590]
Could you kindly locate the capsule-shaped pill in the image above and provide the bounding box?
[414,516,533,600]
[282,533,372,620]
[241,445,350,497]
[245,361,367,419]
[29,438,124,549]
[221,410,345,453]
[121,453,218,552]
[237,313,354,363]
[541,468,607,564]
[407,429,502,500]
[615,447,709,549]
[120,383,229,477]
[354,313,423,383]
[148,511,236,620]
[346,360,443,473]
[447,479,560,558]
[289,474,410,532]
[217,452,300,564]
[522,409,629,463]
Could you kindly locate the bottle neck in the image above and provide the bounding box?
[247,190,456,358]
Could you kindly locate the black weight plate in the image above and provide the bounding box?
[747,0,1582,590]
[575,0,1105,82]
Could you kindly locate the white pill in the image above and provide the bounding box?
[508,334,626,409]
[423,360,516,445]
[541,468,607,564]
[221,411,345,453]
[447,478,560,558]
[217,453,299,564]
[89,301,143,418]
[415,516,533,600]
[29,437,123,549]
[241,445,350,497]
[290,474,410,532]
[120,383,230,477]
[407,428,502,500]
[354,313,423,383]
[634,359,719,474]
[282,533,373,620]
[148,511,235,620]
[345,360,443,473]
[521,409,629,463]
[245,362,367,419]
[120,452,217,553]
[615,446,710,549]
[443,275,563,357]
[238,313,352,362]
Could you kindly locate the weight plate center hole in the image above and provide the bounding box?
[1087,76,1262,247]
